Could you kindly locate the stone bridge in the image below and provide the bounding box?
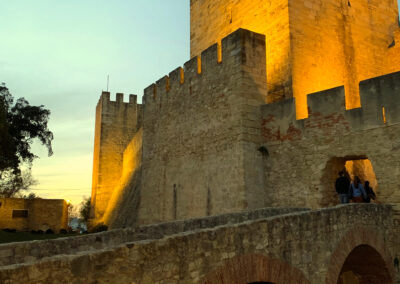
[0,204,398,283]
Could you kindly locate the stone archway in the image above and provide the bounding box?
[320,156,378,207]
[325,226,394,284]
[199,254,310,284]
[338,245,392,283]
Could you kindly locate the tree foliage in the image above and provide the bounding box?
[79,196,91,223]
[0,84,53,198]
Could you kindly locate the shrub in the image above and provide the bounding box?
[45,229,54,234]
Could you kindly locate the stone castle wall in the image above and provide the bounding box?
[90,93,142,223]
[137,29,268,225]
[0,198,68,232]
[190,0,292,102]
[190,0,399,118]
[260,71,400,209]
[90,1,400,228]
[92,29,400,228]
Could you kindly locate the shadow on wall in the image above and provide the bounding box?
[320,156,378,207]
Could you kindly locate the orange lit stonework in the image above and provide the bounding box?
[190,0,399,118]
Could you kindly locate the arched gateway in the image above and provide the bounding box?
[200,254,310,284]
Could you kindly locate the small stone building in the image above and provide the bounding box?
[0,198,68,232]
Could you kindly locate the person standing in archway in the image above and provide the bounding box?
[349,176,367,203]
[335,171,350,204]
[364,181,376,203]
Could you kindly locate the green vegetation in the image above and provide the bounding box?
[79,196,91,223]
[0,83,53,198]
[0,231,76,244]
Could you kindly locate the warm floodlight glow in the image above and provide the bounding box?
[382,107,387,124]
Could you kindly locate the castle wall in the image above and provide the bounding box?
[101,128,143,229]
[190,0,292,102]
[0,198,68,232]
[289,0,399,118]
[191,0,400,118]
[138,29,268,225]
[261,71,400,209]
[386,28,400,73]
[90,93,141,224]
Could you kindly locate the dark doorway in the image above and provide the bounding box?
[338,245,392,283]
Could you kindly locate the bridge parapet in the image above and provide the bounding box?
[0,207,308,267]
[0,204,397,283]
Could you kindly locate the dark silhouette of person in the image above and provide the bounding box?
[364,181,376,203]
[335,171,350,204]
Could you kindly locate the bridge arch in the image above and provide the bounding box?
[200,254,310,284]
[325,226,394,284]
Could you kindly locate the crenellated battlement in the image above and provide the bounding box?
[143,28,267,107]
[99,91,139,106]
[261,71,400,143]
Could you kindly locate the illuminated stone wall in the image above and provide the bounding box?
[101,128,143,228]
[386,28,400,73]
[260,71,400,209]
[90,93,142,224]
[91,1,400,227]
[190,0,291,102]
[0,198,68,232]
[137,29,268,225]
[288,0,399,118]
[190,0,399,118]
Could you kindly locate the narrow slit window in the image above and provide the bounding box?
[180,68,184,84]
[197,56,202,74]
[382,107,387,124]
[217,42,222,63]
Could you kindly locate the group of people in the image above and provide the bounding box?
[335,171,376,204]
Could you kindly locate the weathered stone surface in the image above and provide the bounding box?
[0,207,307,267]
[0,204,398,283]
[260,71,400,209]
[191,0,400,117]
[0,198,68,232]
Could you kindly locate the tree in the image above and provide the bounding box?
[0,170,38,198]
[79,196,91,223]
[0,84,53,198]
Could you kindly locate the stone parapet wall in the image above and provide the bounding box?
[261,71,400,141]
[0,207,308,267]
[0,204,396,283]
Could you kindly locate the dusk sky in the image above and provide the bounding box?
[1,1,190,205]
[1,1,399,206]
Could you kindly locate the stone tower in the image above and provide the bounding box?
[90,92,141,223]
[190,0,399,118]
[89,1,400,228]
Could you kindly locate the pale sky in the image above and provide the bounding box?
[1,1,399,206]
[0,1,190,205]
